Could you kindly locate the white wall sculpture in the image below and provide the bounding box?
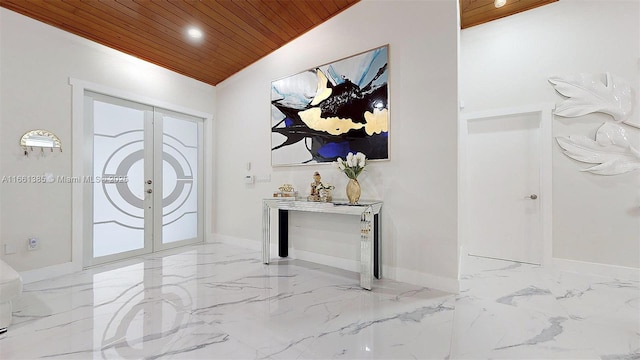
[556,123,640,175]
[550,72,639,175]
[549,73,634,124]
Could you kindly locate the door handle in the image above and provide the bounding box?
[527,194,538,200]
[146,189,153,194]
[146,180,152,185]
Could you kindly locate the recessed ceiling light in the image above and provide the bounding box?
[494,0,507,8]
[187,27,203,39]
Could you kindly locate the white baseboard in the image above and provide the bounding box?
[213,233,459,293]
[21,233,461,293]
[213,233,262,251]
[19,261,80,284]
[553,258,639,281]
[294,250,458,293]
[292,249,360,273]
[385,266,459,294]
[293,250,459,293]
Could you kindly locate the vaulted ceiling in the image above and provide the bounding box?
[0,0,558,86]
[0,0,360,86]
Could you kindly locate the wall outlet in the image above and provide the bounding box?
[28,237,39,251]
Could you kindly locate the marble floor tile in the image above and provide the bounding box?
[1,243,638,360]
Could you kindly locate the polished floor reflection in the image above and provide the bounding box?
[1,242,638,359]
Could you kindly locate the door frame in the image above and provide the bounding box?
[70,78,213,270]
[458,103,554,267]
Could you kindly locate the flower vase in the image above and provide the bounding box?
[346,178,361,204]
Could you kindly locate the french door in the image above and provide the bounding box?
[85,92,203,266]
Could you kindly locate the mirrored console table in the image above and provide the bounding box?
[262,198,382,290]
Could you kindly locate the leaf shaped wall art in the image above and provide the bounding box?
[556,123,640,175]
[549,73,634,122]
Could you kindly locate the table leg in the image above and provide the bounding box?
[262,202,270,264]
[374,213,381,279]
[278,209,289,258]
[360,207,374,290]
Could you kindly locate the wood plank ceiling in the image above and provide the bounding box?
[0,0,359,86]
[460,0,558,29]
[0,0,559,86]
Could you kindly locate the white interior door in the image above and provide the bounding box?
[86,92,203,266]
[465,112,542,264]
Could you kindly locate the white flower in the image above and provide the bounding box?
[334,152,368,180]
[355,152,366,167]
[346,152,354,167]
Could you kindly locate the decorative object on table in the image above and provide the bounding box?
[270,45,389,166]
[273,184,297,198]
[307,172,334,201]
[307,172,322,201]
[316,182,335,202]
[336,152,367,204]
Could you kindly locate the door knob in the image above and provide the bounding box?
[146,180,152,185]
[146,189,153,194]
[528,194,538,200]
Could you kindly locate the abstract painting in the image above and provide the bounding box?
[271,45,389,166]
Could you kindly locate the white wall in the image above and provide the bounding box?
[460,1,640,268]
[0,8,216,273]
[215,0,460,291]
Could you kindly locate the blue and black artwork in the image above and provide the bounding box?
[271,45,389,166]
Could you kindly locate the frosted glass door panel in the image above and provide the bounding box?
[93,100,148,258]
[88,92,202,266]
[161,115,199,244]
